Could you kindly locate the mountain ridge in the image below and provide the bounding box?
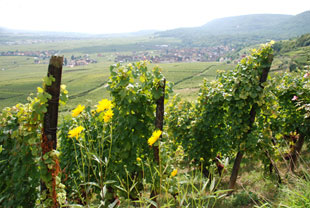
[156,11,310,46]
[1,11,309,48]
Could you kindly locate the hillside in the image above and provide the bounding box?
[277,11,310,36]
[222,33,310,71]
[157,11,310,47]
[272,33,310,71]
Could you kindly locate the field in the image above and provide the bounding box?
[4,34,309,112]
[2,47,297,112]
[0,39,235,110]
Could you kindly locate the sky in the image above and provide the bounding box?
[0,0,309,34]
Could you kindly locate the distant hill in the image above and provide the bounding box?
[275,11,310,36]
[0,26,159,39]
[0,27,161,45]
[1,11,310,49]
[200,14,291,35]
[157,11,310,47]
[104,30,160,37]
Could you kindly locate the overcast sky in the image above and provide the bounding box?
[0,0,309,34]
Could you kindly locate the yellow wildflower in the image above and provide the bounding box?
[148,130,162,146]
[68,126,84,140]
[61,84,68,94]
[72,104,85,117]
[136,157,142,162]
[96,99,113,113]
[103,109,114,122]
[171,169,177,177]
[37,87,44,93]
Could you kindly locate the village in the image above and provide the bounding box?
[113,45,235,63]
[0,50,59,59]
[0,45,236,68]
[65,55,97,67]
[0,50,97,67]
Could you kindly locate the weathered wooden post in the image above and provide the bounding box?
[290,131,305,172]
[154,78,166,163]
[228,53,273,194]
[150,78,166,208]
[41,56,63,207]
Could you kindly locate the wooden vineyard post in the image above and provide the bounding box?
[154,78,166,163]
[290,131,305,172]
[265,150,282,184]
[41,56,63,207]
[150,78,166,208]
[228,53,273,194]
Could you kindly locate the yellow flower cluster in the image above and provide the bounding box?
[171,169,177,177]
[68,126,84,140]
[96,99,113,113]
[103,109,114,122]
[148,130,162,146]
[72,104,85,117]
[96,99,114,123]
